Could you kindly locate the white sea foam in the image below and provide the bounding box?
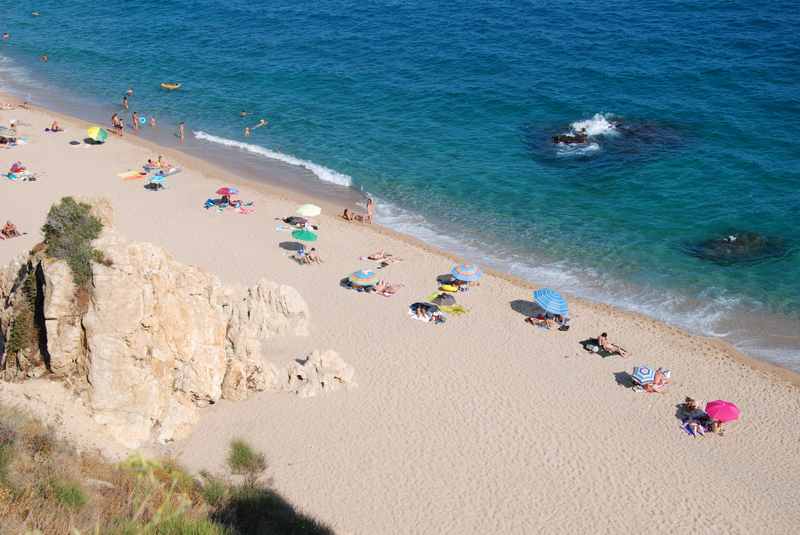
[556,141,600,157]
[0,54,39,93]
[372,194,799,369]
[570,113,619,137]
[193,131,352,187]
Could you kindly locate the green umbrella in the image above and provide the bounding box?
[291,230,318,242]
[87,126,108,143]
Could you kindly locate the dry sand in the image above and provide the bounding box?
[1,98,799,534]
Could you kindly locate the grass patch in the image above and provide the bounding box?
[51,479,88,509]
[41,196,104,288]
[227,439,267,486]
[0,408,333,534]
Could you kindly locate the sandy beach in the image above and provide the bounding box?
[2,97,799,534]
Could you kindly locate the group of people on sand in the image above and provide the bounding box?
[525,313,569,331]
[341,197,374,224]
[111,89,159,137]
[679,397,727,437]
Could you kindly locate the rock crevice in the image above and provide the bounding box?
[0,201,355,450]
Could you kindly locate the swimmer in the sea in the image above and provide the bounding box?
[126,87,134,97]
[239,111,251,117]
[244,127,251,137]
[2,33,9,41]
[40,54,48,62]
[253,118,268,129]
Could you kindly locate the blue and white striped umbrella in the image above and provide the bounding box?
[450,263,482,282]
[532,288,568,316]
[631,366,656,386]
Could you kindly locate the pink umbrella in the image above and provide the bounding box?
[705,400,740,423]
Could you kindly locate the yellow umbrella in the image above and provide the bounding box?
[86,126,108,143]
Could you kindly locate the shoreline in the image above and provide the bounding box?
[3,91,800,534]
[5,91,798,387]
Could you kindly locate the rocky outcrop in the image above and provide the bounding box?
[0,200,352,451]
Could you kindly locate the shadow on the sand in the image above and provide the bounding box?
[613,371,636,388]
[212,486,335,535]
[509,299,543,317]
[278,241,304,252]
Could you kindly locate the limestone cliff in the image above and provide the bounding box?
[0,199,355,450]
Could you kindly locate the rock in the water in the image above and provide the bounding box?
[685,231,790,266]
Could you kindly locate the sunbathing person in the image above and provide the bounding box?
[643,367,670,393]
[48,120,63,132]
[373,280,403,297]
[9,161,26,174]
[597,332,628,357]
[1,221,21,239]
[341,208,365,222]
[306,248,323,264]
[525,314,557,329]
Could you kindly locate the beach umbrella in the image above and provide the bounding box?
[631,366,656,386]
[705,400,740,423]
[296,204,322,217]
[291,230,318,242]
[532,288,568,316]
[450,263,482,282]
[216,186,239,196]
[348,269,378,287]
[86,126,108,143]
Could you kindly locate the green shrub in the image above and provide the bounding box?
[0,442,12,485]
[3,269,40,359]
[51,479,88,510]
[200,474,227,508]
[226,440,266,486]
[41,197,103,287]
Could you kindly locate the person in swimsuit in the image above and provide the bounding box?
[122,95,129,110]
[598,332,628,357]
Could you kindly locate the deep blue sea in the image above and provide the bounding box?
[2,1,799,368]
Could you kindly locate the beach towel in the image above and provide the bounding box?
[118,170,147,180]
[580,338,617,357]
[439,304,468,315]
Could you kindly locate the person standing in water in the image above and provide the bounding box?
[131,111,139,131]
[149,116,157,128]
[244,127,251,137]
[178,122,185,143]
[122,95,129,110]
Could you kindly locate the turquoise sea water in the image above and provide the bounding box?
[1,1,799,367]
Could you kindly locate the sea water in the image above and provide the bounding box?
[1,0,798,368]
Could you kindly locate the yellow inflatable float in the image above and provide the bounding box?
[160,82,181,91]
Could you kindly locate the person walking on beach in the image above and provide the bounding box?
[122,95,129,110]
[178,122,185,143]
[366,197,374,224]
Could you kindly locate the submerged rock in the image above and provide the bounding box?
[685,231,790,266]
